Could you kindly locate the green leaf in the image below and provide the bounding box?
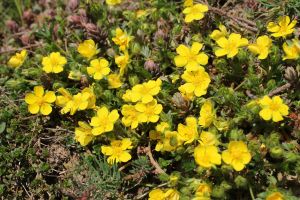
[0,122,6,134]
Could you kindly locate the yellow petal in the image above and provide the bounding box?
[174,55,187,67]
[279,104,289,116]
[40,103,52,115]
[259,96,272,106]
[215,48,227,57]
[196,53,208,65]
[242,152,251,164]
[25,93,37,104]
[176,45,190,56]
[194,4,208,12]
[191,42,203,54]
[221,150,232,164]
[34,86,44,97]
[44,91,56,103]
[272,111,283,122]
[259,108,272,121]
[232,159,245,171]
[28,104,40,114]
[109,110,119,122]
[119,151,132,162]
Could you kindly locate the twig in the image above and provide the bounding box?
[195,0,258,32]
[0,43,43,54]
[246,90,257,99]
[268,83,292,97]
[145,143,166,174]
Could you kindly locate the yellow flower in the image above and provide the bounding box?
[90,106,119,136]
[42,52,67,73]
[121,104,143,129]
[25,86,56,115]
[60,92,90,115]
[87,58,110,80]
[259,96,289,122]
[77,39,98,60]
[101,138,132,164]
[267,16,297,38]
[215,33,248,58]
[194,145,221,168]
[184,0,193,7]
[210,24,228,41]
[266,192,284,200]
[135,99,163,123]
[106,0,122,6]
[198,100,215,128]
[194,183,211,199]
[115,52,130,76]
[74,121,94,146]
[222,141,251,171]
[149,189,165,200]
[56,87,95,115]
[177,117,198,144]
[7,49,27,68]
[108,73,122,89]
[199,131,218,147]
[174,42,208,71]
[155,130,180,152]
[130,79,162,103]
[164,189,180,200]
[112,28,132,51]
[183,4,208,23]
[248,35,272,59]
[179,67,211,97]
[282,39,300,60]
[55,88,73,107]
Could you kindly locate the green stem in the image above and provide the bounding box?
[249,186,255,200]
[14,0,24,26]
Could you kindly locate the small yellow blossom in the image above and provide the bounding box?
[130,79,162,103]
[215,33,248,58]
[174,42,209,71]
[179,67,211,97]
[184,0,193,7]
[90,106,119,136]
[108,73,122,89]
[87,58,110,80]
[135,99,163,123]
[199,131,218,147]
[177,117,198,144]
[282,39,300,60]
[42,52,67,73]
[248,35,272,59]
[222,141,251,171]
[74,121,94,146]
[7,49,27,68]
[81,87,96,109]
[164,189,180,200]
[106,0,122,6]
[183,4,208,23]
[101,138,132,164]
[199,100,215,128]
[259,96,289,122]
[112,28,132,51]
[55,88,73,108]
[194,145,221,168]
[149,189,165,200]
[25,86,56,115]
[155,131,180,152]
[77,39,99,60]
[210,24,228,41]
[266,192,284,200]
[115,52,130,76]
[194,183,211,199]
[121,104,143,129]
[60,92,90,115]
[267,16,297,38]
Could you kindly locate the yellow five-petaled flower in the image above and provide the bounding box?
[267,16,297,38]
[87,58,110,80]
[25,86,56,115]
[248,35,272,60]
[259,95,289,122]
[222,141,251,171]
[183,4,208,23]
[77,39,99,60]
[214,33,248,58]
[42,52,67,73]
[174,42,208,71]
[101,138,132,164]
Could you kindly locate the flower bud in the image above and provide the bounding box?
[67,0,79,11]
[284,67,298,84]
[106,48,116,58]
[234,175,248,188]
[23,9,34,24]
[131,42,141,55]
[129,75,139,86]
[270,146,283,159]
[144,60,160,74]
[5,20,18,32]
[211,186,225,198]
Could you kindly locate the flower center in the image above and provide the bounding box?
[269,102,280,111]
